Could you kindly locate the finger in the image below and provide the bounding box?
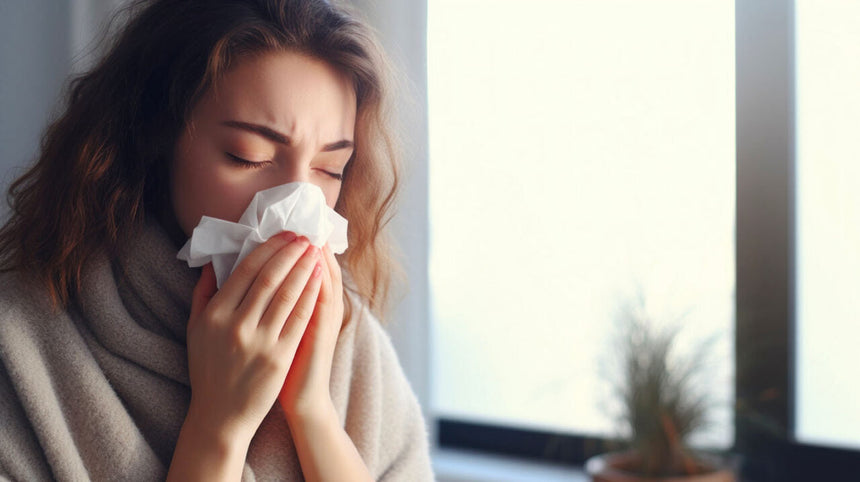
[314,256,347,341]
[318,246,347,337]
[316,248,334,304]
[322,244,342,299]
[215,231,298,311]
[189,263,217,326]
[234,236,311,325]
[257,244,322,334]
[277,258,323,343]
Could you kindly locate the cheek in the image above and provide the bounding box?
[171,155,260,235]
[322,184,342,210]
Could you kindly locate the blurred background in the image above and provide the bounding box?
[1,1,858,481]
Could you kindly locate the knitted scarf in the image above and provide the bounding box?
[0,216,433,481]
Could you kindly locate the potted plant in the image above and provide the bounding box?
[586,299,737,481]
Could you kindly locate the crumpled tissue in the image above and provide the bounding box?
[176,181,348,288]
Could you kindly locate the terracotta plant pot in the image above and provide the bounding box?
[585,451,737,482]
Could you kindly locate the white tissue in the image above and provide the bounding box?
[176,181,348,288]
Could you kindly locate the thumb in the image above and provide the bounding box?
[190,263,217,322]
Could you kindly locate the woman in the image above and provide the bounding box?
[0,0,433,480]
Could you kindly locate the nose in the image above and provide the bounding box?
[278,156,312,185]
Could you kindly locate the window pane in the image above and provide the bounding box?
[428,0,735,447]
[795,0,860,451]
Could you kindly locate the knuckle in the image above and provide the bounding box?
[286,240,310,259]
[206,305,228,325]
[228,323,253,349]
[292,304,314,322]
[233,260,259,281]
[274,284,301,306]
[299,251,319,269]
[267,232,291,246]
[257,271,282,291]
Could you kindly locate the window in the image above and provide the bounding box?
[795,0,860,451]
[429,0,860,478]
[429,0,734,449]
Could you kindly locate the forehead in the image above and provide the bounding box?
[198,50,357,138]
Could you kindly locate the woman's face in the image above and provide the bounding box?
[170,50,357,237]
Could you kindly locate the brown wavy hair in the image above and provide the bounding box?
[0,0,405,323]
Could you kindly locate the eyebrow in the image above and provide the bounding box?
[220,120,354,152]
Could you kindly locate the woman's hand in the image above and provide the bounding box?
[278,243,345,421]
[183,232,324,445]
[275,244,372,482]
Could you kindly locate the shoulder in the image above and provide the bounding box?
[0,271,63,481]
[0,269,78,403]
[0,269,72,376]
[0,270,66,341]
[0,270,31,314]
[0,270,58,334]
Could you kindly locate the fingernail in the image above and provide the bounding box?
[280,231,297,243]
[312,262,323,278]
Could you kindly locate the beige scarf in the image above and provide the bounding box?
[0,217,433,481]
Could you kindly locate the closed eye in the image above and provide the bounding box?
[321,170,343,181]
[226,152,343,181]
[225,152,271,169]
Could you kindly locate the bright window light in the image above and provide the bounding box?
[428,0,735,448]
[795,0,860,451]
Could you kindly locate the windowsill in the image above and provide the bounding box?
[432,447,589,482]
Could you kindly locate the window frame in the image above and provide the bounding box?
[433,1,860,479]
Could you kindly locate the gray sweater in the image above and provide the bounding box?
[0,217,434,481]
